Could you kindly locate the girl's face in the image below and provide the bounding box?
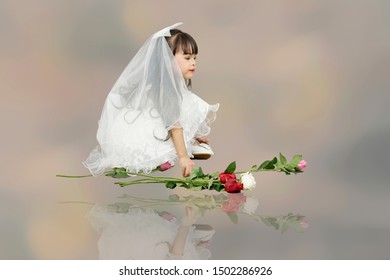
[174,49,197,80]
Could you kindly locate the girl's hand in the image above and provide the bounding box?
[195,136,209,145]
[179,156,195,177]
[181,206,199,226]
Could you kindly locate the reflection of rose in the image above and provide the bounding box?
[221,193,247,212]
[299,219,309,229]
[221,201,239,212]
[159,211,177,222]
[228,193,247,205]
[219,173,236,184]
[240,172,256,190]
[242,197,259,214]
[296,160,307,171]
[224,179,243,193]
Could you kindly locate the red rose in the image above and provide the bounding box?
[219,173,236,184]
[224,178,243,193]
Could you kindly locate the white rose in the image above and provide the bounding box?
[240,172,256,190]
[243,197,259,214]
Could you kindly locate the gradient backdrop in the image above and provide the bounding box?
[1,0,390,259]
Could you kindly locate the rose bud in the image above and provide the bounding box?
[296,160,307,171]
[159,161,173,171]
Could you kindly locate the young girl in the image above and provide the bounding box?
[83,23,219,177]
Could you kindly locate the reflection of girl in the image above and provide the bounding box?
[83,23,219,177]
[87,204,215,260]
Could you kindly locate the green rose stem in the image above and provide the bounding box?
[56,174,94,178]
[56,171,181,181]
[116,168,276,188]
[56,170,118,178]
[115,174,211,187]
[235,169,276,175]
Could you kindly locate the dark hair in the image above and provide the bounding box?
[165,29,198,87]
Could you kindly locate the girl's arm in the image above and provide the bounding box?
[170,127,194,177]
[169,207,198,256]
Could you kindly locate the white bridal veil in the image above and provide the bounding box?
[84,23,219,175]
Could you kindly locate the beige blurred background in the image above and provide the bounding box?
[1,0,390,259]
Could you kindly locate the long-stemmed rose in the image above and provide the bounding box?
[57,153,306,193]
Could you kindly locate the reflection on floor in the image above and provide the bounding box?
[85,192,308,259]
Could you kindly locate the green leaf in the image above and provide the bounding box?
[258,160,270,170]
[113,173,130,178]
[279,153,287,165]
[259,157,278,170]
[289,154,303,168]
[105,168,130,178]
[198,167,205,177]
[226,212,238,224]
[285,164,295,171]
[210,183,225,192]
[276,157,284,169]
[189,166,204,179]
[189,167,198,179]
[224,161,236,173]
[290,155,302,165]
[115,167,127,172]
[165,181,177,189]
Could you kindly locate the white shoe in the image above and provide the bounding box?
[191,143,214,159]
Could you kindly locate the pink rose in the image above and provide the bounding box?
[296,160,307,171]
[159,161,173,171]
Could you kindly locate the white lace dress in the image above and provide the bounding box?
[84,91,218,175]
